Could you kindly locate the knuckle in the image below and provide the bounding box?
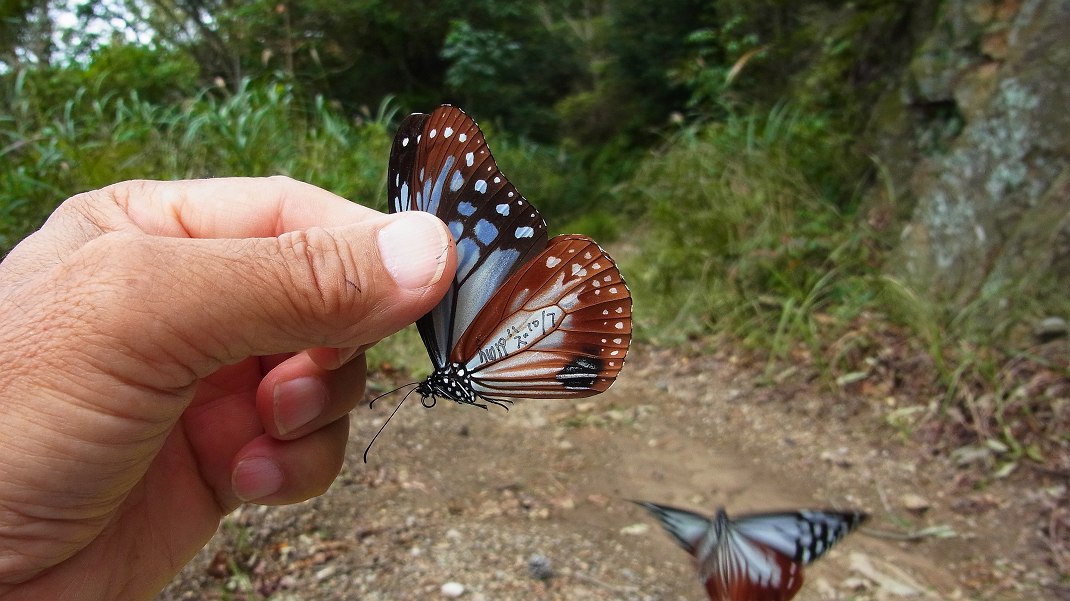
[276,228,371,325]
[265,174,297,186]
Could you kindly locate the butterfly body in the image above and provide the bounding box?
[634,501,867,601]
[388,106,631,410]
[414,362,480,407]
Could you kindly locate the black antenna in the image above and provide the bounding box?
[368,382,416,409]
[363,384,419,463]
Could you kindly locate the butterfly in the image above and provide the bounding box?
[633,501,868,601]
[383,105,632,414]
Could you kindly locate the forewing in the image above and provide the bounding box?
[452,234,632,400]
[632,501,712,556]
[732,510,868,565]
[388,106,548,365]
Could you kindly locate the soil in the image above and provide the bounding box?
[159,344,1067,601]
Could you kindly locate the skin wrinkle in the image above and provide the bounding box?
[52,252,188,393]
[287,227,348,319]
[3,405,158,506]
[166,182,196,239]
[0,506,101,585]
[273,227,364,346]
[209,239,299,360]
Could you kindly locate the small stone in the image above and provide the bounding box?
[843,576,869,590]
[527,554,554,581]
[901,493,931,513]
[314,565,337,581]
[620,522,650,535]
[441,582,465,597]
[1035,317,1068,342]
[819,448,853,467]
[587,493,609,506]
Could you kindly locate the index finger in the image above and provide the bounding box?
[2,176,382,285]
[118,176,380,238]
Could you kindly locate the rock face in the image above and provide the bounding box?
[869,0,1070,317]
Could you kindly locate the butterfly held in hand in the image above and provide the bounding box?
[366,106,632,458]
[634,501,867,601]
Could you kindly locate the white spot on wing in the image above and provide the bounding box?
[444,127,454,138]
[546,256,561,268]
[466,152,474,167]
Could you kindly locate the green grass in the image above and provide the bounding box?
[621,105,872,350]
[0,76,397,254]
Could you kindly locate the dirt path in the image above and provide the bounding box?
[161,346,1064,600]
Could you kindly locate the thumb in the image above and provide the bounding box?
[75,210,455,386]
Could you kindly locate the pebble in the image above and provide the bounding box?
[527,554,554,581]
[1034,316,1068,342]
[901,493,931,512]
[440,582,465,597]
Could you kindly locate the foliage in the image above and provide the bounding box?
[0,73,394,253]
[622,105,869,348]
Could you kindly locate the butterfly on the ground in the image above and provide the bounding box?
[378,104,631,419]
[633,501,868,601]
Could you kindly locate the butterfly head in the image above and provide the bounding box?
[416,362,510,410]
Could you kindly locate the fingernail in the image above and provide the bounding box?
[232,457,283,502]
[274,377,327,436]
[378,212,450,289]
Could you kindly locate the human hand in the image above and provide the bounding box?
[0,177,456,600]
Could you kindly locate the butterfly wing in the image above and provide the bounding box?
[704,510,868,601]
[452,234,632,400]
[637,503,867,601]
[388,106,548,367]
[632,501,714,556]
[731,510,868,565]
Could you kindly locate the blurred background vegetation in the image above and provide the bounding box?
[1,0,1067,468]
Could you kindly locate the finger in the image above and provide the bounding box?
[257,352,367,439]
[116,176,377,238]
[0,177,373,281]
[230,416,350,506]
[259,353,296,374]
[64,209,455,391]
[305,342,372,371]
